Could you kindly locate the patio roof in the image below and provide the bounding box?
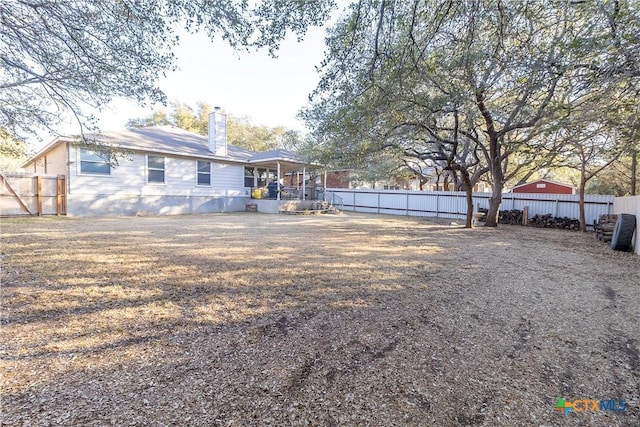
[247,149,314,172]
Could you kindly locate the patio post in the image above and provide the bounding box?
[323,170,327,201]
[302,166,306,200]
[277,162,281,201]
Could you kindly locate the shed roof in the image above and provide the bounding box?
[510,179,576,190]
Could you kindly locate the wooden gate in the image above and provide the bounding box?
[0,173,66,216]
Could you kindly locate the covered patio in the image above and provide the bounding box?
[244,149,326,213]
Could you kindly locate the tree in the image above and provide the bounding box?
[304,1,579,227]
[0,127,29,171]
[303,0,640,227]
[554,121,622,231]
[0,0,335,140]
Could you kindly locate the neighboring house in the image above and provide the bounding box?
[21,112,308,216]
[510,179,576,195]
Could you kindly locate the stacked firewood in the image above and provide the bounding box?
[499,209,524,225]
[477,208,524,225]
[477,207,581,230]
[529,214,581,230]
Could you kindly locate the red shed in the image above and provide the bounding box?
[510,179,576,194]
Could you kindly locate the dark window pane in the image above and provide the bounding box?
[245,177,254,187]
[197,173,211,186]
[148,170,165,183]
[80,161,110,174]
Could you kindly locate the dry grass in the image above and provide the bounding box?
[1,212,639,426]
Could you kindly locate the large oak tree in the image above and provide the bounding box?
[302,0,639,227]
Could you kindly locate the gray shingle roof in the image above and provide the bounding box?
[24,126,311,168]
[248,149,303,163]
[88,126,255,162]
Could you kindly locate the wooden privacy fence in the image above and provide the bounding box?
[0,173,66,216]
[326,188,615,226]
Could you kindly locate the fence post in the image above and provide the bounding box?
[56,175,65,215]
[406,192,409,216]
[36,176,43,216]
[377,191,380,214]
[436,193,439,216]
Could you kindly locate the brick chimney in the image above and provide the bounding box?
[208,108,227,156]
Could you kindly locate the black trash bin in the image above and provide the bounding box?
[267,182,279,199]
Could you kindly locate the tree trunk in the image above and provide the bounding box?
[631,149,637,196]
[485,179,504,227]
[475,90,503,228]
[460,171,474,228]
[578,164,587,232]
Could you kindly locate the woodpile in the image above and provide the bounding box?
[477,208,524,225]
[477,207,581,231]
[499,209,524,225]
[594,214,617,242]
[529,214,581,230]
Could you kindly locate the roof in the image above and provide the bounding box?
[23,126,310,169]
[86,126,255,162]
[248,149,302,163]
[511,179,576,190]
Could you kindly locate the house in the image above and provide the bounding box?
[510,179,576,195]
[21,112,311,216]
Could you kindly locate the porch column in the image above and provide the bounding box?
[253,167,258,188]
[302,165,306,200]
[324,170,328,201]
[277,162,281,201]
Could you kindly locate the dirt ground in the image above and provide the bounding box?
[1,212,639,426]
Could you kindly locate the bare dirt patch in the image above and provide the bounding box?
[1,212,639,426]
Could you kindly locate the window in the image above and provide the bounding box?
[147,155,165,183]
[80,149,111,175]
[244,167,255,187]
[197,160,211,186]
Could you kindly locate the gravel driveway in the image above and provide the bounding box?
[1,212,638,426]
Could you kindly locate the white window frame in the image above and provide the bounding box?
[79,148,111,175]
[147,155,165,184]
[196,160,212,186]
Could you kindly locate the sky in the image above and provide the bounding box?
[82,18,332,137]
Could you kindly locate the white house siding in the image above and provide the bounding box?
[29,142,68,175]
[67,147,248,216]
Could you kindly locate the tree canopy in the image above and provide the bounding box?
[0,0,335,140]
[302,0,640,227]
